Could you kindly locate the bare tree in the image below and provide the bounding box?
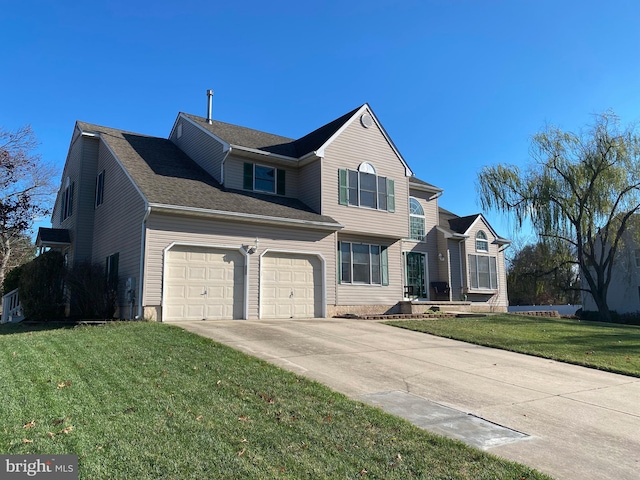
[0,125,56,288]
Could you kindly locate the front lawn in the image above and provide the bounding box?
[0,322,550,479]
[386,314,640,377]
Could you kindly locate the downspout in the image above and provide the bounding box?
[137,204,151,319]
[458,240,465,300]
[446,248,453,301]
[428,191,443,201]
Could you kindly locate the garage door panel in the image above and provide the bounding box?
[165,246,244,321]
[186,285,206,299]
[166,285,186,299]
[206,304,226,317]
[207,267,225,280]
[165,304,184,317]
[188,267,206,280]
[186,304,205,318]
[188,252,206,262]
[167,266,186,279]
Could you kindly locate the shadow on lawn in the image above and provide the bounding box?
[0,320,108,335]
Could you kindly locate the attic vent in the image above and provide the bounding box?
[177,122,183,138]
[360,113,373,128]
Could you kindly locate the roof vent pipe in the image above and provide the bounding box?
[206,89,214,124]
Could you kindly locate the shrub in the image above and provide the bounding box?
[65,261,117,319]
[19,251,65,321]
[2,264,24,296]
[578,309,640,326]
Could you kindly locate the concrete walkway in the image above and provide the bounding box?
[177,318,640,480]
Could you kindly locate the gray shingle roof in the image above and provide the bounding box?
[77,121,341,227]
[183,105,362,158]
[182,113,298,157]
[409,176,443,192]
[439,209,510,244]
[448,214,480,234]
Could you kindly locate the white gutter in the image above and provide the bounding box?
[137,204,151,319]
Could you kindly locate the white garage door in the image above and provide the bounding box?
[165,246,244,321]
[261,253,322,318]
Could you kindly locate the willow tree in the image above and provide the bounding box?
[477,112,640,322]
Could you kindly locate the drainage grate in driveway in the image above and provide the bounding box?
[359,390,529,450]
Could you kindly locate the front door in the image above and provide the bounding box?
[405,252,427,298]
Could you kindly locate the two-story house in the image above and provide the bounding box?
[37,102,509,321]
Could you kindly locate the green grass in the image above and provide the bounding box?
[0,322,551,479]
[386,314,640,377]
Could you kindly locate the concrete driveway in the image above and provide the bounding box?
[177,317,640,480]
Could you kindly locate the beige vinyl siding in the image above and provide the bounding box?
[52,133,97,264]
[321,115,409,237]
[436,231,451,289]
[91,141,147,317]
[171,116,226,183]
[224,155,299,197]
[299,159,322,213]
[336,233,402,305]
[497,248,508,307]
[448,239,463,300]
[52,143,82,232]
[144,212,336,319]
[72,137,100,262]
[51,124,84,229]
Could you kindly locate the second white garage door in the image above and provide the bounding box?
[261,253,323,318]
[164,246,245,321]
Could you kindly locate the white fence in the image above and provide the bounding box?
[1,288,23,324]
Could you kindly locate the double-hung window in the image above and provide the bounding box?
[339,242,388,285]
[468,254,498,290]
[339,163,395,212]
[60,178,74,222]
[243,162,286,195]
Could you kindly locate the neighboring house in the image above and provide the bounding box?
[37,103,509,321]
[582,220,640,314]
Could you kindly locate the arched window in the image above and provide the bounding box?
[476,230,489,252]
[358,162,376,174]
[409,197,425,241]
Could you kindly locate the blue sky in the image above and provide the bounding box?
[2,0,640,243]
